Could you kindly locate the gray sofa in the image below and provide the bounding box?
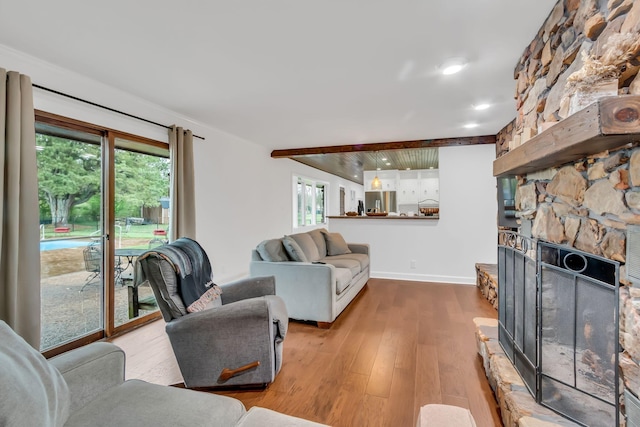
[0,320,327,427]
[250,229,369,327]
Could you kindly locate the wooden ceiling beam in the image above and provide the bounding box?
[271,135,496,158]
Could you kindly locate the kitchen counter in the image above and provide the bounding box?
[327,215,439,220]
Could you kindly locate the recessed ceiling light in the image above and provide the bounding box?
[377,167,381,171]
[463,123,479,129]
[406,168,411,170]
[440,58,467,75]
[385,162,391,166]
[474,103,491,110]
[381,157,387,161]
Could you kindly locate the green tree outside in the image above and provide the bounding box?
[37,134,170,228]
[114,149,169,220]
[36,134,101,226]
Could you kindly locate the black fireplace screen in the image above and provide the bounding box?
[538,241,619,427]
[498,234,619,427]
[498,231,538,396]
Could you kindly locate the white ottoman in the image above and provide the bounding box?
[416,404,477,427]
[237,407,330,427]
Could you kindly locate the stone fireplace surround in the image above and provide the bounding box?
[483,95,640,426]
[483,0,640,423]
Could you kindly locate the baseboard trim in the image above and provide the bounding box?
[371,271,475,285]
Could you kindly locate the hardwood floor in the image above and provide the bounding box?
[108,278,501,426]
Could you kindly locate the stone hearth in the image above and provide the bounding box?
[475,263,498,310]
[474,318,581,427]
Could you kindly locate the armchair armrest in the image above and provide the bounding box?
[49,342,125,413]
[249,261,335,322]
[220,275,275,305]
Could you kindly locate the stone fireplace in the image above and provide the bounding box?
[481,1,640,424]
[501,110,640,423]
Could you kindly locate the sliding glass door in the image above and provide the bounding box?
[112,137,170,328]
[36,112,165,354]
[37,121,106,351]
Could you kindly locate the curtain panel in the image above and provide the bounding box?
[0,68,41,348]
[169,125,196,242]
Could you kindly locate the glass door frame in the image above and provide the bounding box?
[37,111,163,357]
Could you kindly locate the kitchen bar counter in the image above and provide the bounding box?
[327,215,439,220]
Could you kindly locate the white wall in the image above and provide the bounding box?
[2,45,494,285]
[193,146,363,281]
[329,144,497,284]
[1,44,363,283]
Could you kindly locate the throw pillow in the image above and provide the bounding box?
[325,232,352,256]
[282,236,309,262]
[256,239,289,262]
[288,232,320,262]
[308,228,328,258]
[187,285,223,313]
[0,321,70,427]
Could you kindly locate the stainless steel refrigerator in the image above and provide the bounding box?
[365,191,397,213]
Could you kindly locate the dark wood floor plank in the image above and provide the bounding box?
[109,278,502,426]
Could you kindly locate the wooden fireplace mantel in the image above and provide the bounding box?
[493,95,640,177]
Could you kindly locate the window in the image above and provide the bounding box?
[294,176,326,227]
[36,111,169,355]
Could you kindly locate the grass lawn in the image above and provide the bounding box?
[41,223,167,243]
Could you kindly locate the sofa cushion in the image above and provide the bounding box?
[322,257,361,277]
[288,233,320,262]
[335,268,353,295]
[308,228,328,258]
[324,253,370,272]
[0,321,70,427]
[325,232,352,256]
[64,379,245,427]
[283,236,309,262]
[257,238,289,262]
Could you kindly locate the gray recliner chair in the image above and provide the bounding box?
[136,238,288,388]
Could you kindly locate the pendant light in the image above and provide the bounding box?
[371,152,382,190]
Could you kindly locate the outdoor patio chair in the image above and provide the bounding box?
[80,244,101,291]
[147,238,166,249]
[135,237,288,388]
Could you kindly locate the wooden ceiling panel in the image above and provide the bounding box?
[273,136,495,184]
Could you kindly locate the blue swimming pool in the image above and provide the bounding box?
[40,240,92,251]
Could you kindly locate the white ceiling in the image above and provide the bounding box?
[0,0,556,151]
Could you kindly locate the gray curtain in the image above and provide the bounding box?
[0,68,41,348]
[169,125,196,241]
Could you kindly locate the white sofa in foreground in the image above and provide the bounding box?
[250,229,369,328]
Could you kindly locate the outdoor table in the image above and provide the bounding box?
[114,248,157,318]
[114,248,146,285]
